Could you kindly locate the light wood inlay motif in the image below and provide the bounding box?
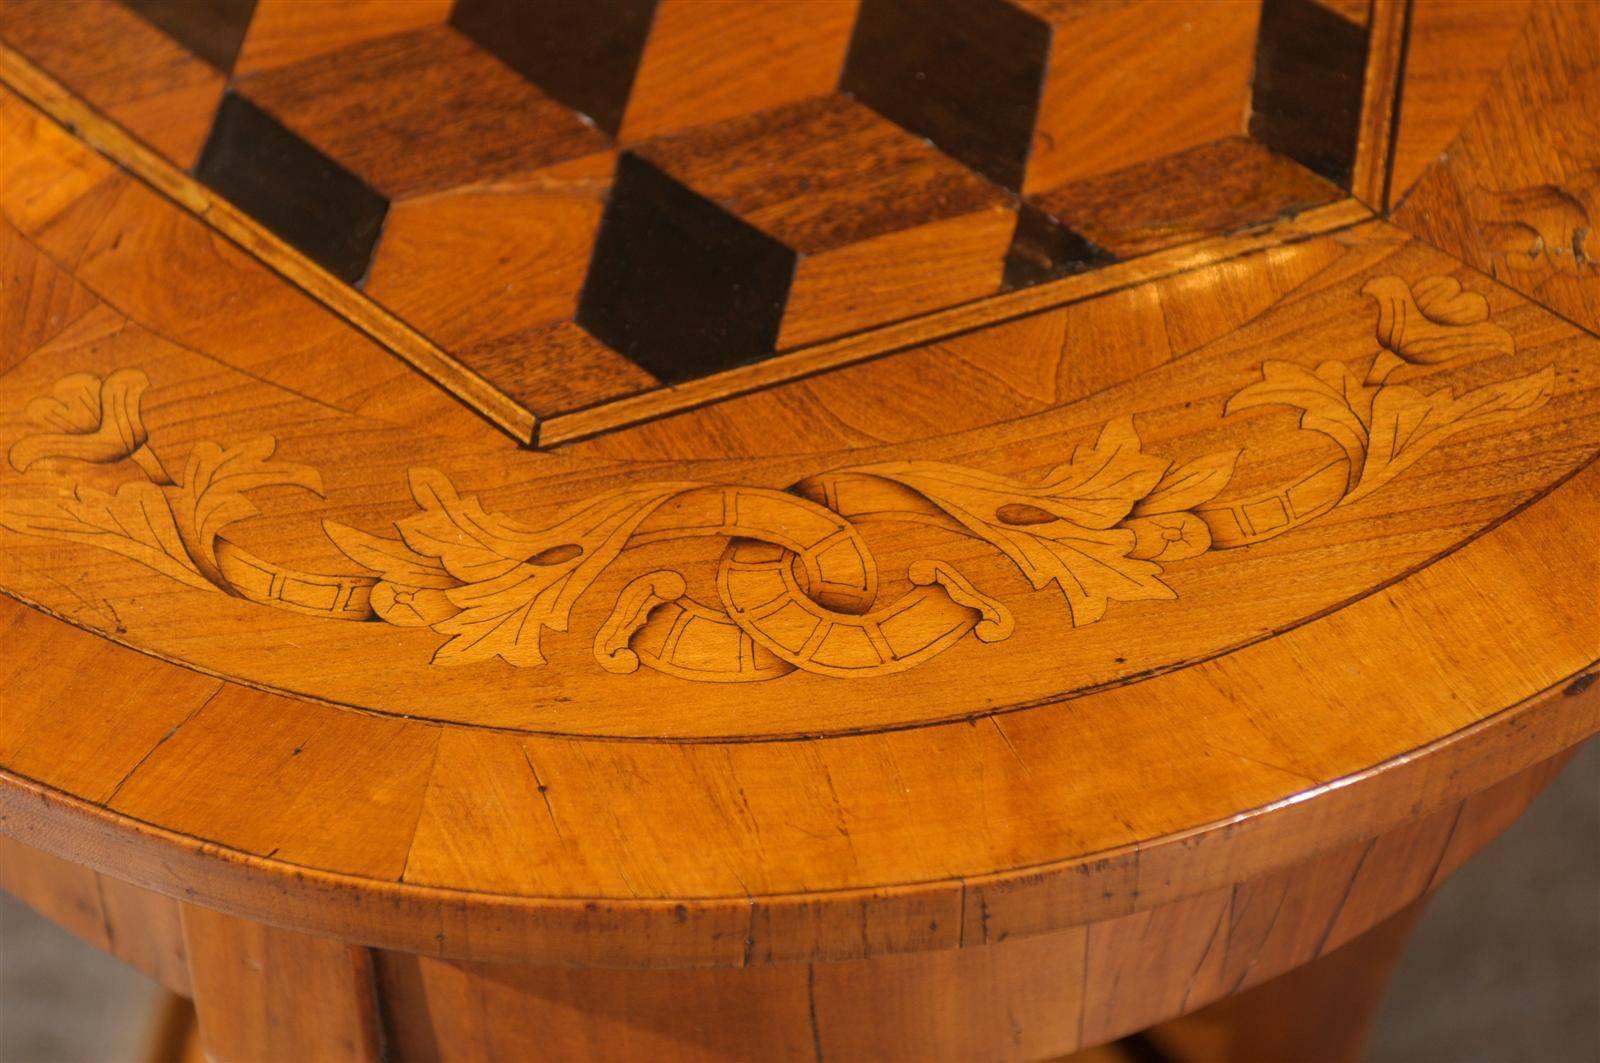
[1392,0,1598,329]
[1,369,369,619]
[1471,168,1599,279]
[3,5,1599,1059]
[0,277,1555,682]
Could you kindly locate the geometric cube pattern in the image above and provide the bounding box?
[1250,0,1372,184]
[0,0,1374,435]
[196,92,389,284]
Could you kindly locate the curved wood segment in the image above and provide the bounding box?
[1386,0,1534,207]
[2,740,1572,1061]
[1,458,1595,962]
[0,743,1585,1060]
[1,6,1596,1060]
[1393,0,1599,329]
[0,0,1394,443]
[2,177,1592,736]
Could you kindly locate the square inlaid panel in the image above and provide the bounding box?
[0,0,1384,443]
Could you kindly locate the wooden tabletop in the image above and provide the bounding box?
[1,0,1596,992]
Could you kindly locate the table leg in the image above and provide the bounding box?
[1141,897,1427,1063]
[181,905,382,1063]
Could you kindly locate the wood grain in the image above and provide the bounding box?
[1386,0,1534,207]
[1392,0,1598,330]
[1022,0,1262,193]
[619,0,859,143]
[5,208,1590,734]
[0,214,97,374]
[1145,899,1429,1063]
[233,26,608,200]
[169,751,1574,1058]
[0,0,224,166]
[1,511,1594,963]
[1250,0,1372,185]
[182,905,383,1063]
[0,66,538,441]
[0,0,1411,445]
[537,199,1372,446]
[631,93,1014,351]
[1350,0,1411,205]
[0,834,190,994]
[231,0,452,79]
[1,5,1595,1058]
[1032,136,1342,258]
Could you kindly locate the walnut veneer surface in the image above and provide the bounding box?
[0,0,1595,1060]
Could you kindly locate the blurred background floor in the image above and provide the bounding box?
[1,738,1596,1063]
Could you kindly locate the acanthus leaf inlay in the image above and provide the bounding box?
[0,276,1554,682]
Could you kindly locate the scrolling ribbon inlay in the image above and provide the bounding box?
[0,277,1554,681]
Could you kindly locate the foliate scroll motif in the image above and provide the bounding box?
[1194,276,1553,548]
[1226,356,1553,508]
[1471,168,1599,278]
[1227,275,1551,509]
[0,370,368,613]
[1362,275,1515,370]
[8,370,165,477]
[0,276,1554,682]
[324,469,695,667]
[847,419,1219,627]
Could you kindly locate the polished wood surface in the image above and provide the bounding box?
[1,1,1596,1060]
[1,747,1582,1060]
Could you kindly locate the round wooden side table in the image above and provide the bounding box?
[1,1,1596,1060]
